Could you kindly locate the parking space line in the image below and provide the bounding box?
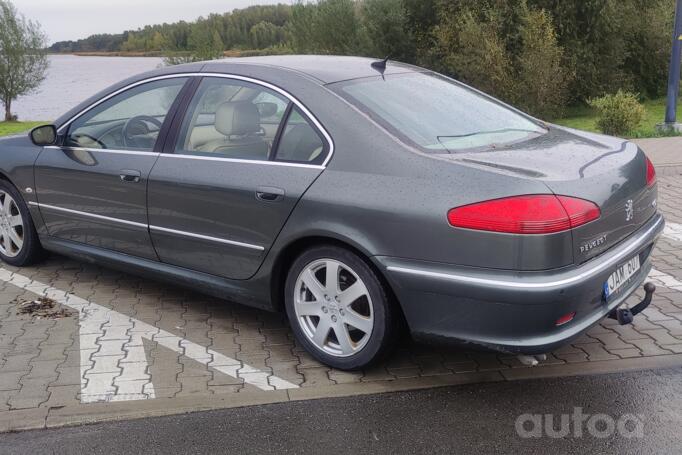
[0,268,298,404]
[1,220,679,405]
[664,221,682,243]
[649,268,682,292]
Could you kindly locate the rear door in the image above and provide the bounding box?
[147,76,331,279]
[34,77,190,260]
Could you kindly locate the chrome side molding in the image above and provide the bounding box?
[149,225,264,251]
[29,202,147,229]
[388,215,664,290]
[29,202,264,252]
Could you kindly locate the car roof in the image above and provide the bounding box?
[196,55,422,84]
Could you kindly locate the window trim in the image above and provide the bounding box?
[171,76,290,161]
[55,73,335,169]
[60,77,192,154]
[268,102,293,160]
[271,104,330,166]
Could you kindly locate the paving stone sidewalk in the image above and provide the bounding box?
[634,137,682,175]
[0,170,681,432]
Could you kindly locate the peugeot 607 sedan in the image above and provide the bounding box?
[0,56,663,369]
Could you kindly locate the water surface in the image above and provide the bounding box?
[13,54,164,121]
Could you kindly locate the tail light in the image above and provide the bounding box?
[645,156,656,187]
[447,195,600,234]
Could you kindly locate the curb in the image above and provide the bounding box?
[2,353,682,433]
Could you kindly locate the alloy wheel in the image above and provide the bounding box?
[293,258,374,357]
[0,191,24,258]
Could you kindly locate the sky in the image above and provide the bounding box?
[11,0,294,44]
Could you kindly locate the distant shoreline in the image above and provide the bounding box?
[47,49,285,58]
[48,51,164,57]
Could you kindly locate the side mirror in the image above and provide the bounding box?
[29,125,57,146]
[256,102,279,118]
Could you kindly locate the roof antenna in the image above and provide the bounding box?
[371,56,390,78]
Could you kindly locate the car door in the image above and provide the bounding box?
[147,75,331,279]
[34,76,191,260]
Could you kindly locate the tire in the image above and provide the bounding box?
[0,180,44,267]
[284,245,398,370]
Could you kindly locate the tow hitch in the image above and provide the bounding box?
[517,283,656,367]
[608,282,656,325]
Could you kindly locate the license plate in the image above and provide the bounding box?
[603,255,641,300]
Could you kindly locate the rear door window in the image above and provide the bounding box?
[273,107,327,165]
[175,77,289,161]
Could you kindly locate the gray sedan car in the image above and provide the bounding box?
[0,56,663,369]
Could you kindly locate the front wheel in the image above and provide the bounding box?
[284,245,397,370]
[0,180,44,266]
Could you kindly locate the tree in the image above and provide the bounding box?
[0,0,48,121]
[433,1,573,119]
[249,21,283,49]
[526,0,632,103]
[403,0,439,66]
[40,0,676,112]
[288,0,365,55]
[515,8,571,118]
[623,0,675,98]
[361,0,415,62]
[435,7,516,102]
[189,25,224,60]
[164,20,224,66]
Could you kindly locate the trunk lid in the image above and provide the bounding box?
[449,126,657,265]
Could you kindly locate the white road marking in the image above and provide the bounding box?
[663,221,682,243]
[0,268,298,404]
[653,221,682,289]
[649,269,682,292]
[2,220,680,402]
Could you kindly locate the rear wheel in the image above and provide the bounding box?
[0,180,44,266]
[285,245,397,370]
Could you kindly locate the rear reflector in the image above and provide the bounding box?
[645,156,657,187]
[447,195,600,234]
[556,312,576,327]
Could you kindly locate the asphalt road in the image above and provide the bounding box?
[2,368,682,454]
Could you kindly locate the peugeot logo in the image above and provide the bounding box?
[625,199,634,222]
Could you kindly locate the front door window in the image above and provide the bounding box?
[66,78,188,151]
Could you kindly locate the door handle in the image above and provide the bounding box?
[256,186,285,202]
[120,169,141,183]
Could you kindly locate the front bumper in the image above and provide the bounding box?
[374,214,665,354]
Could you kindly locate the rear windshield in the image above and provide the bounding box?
[332,72,547,153]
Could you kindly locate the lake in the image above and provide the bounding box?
[13,54,164,121]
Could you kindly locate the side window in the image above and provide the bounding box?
[176,77,289,161]
[253,91,288,124]
[66,78,187,151]
[274,107,327,164]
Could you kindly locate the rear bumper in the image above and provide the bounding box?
[374,213,665,354]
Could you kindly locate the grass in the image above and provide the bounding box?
[0,121,46,137]
[555,97,682,138]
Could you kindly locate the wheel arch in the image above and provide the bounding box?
[269,234,406,327]
[0,169,46,235]
[0,170,13,184]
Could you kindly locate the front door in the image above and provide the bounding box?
[147,76,331,279]
[34,77,190,260]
